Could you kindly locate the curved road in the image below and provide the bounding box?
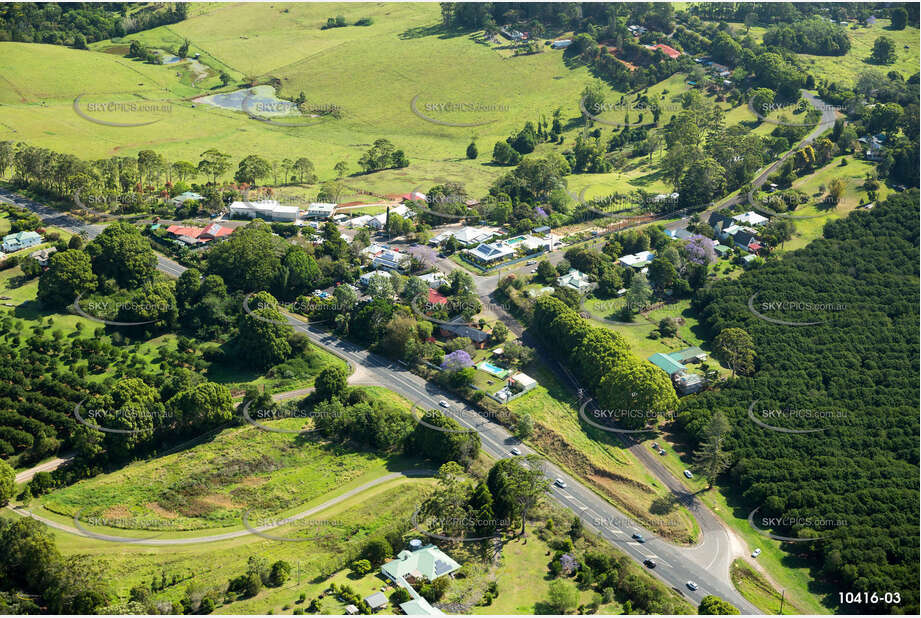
[0,97,842,608]
[12,470,430,545]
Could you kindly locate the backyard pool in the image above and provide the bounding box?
[477,361,510,378]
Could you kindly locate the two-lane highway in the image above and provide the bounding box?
[4,188,758,613]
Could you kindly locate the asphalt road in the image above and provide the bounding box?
[0,172,776,612]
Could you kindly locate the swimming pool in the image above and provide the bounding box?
[505,235,526,245]
[478,361,510,378]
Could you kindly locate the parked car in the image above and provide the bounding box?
[632,533,646,543]
[643,559,656,568]
[751,548,761,558]
[652,442,659,449]
[683,470,694,479]
[686,582,699,591]
[554,478,567,488]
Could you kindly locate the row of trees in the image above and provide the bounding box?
[532,296,677,430]
[680,191,920,614]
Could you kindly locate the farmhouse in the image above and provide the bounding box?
[2,231,42,253]
[165,223,234,245]
[305,202,337,219]
[228,199,300,221]
[381,544,460,615]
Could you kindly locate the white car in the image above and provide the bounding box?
[526,260,536,265]
[510,447,521,456]
[683,469,694,479]
[554,478,567,488]
[751,548,762,558]
[686,581,699,591]
[438,400,450,409]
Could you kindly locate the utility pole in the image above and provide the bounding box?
[779,589,785,615]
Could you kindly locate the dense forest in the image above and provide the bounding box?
[678,191,920,614]
[0,2,186,46]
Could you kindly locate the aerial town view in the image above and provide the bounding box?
[0,1,917,617]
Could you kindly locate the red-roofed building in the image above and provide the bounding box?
[651,43,681,59]
[427,288,448,306]
[165,223,234,244]
[166,224,203,238]
[199,223,234,240]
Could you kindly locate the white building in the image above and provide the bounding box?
[557,268,593,293]
[551,39,572,49]
[229,200,299,221]
[731,211,769,227]
[619,250,655,268]
[359,270,394,288]
[306,202,337,219]
[431,226,495,247]
[419,272,448,289]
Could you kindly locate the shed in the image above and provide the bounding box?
[648,353,686,376]
[364,591,388,611]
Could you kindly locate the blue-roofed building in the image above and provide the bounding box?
[648,352,686,376]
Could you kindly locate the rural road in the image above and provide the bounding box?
[14,455,75,484]
[13,470,430,545]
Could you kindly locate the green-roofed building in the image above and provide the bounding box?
[713,244,730,257]
[668,346,707,364]
[382,545,460,583]
[648,352,685,376]
[399,598,442,615]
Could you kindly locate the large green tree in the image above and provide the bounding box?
[85,222,156,288]
[37,250,97,308]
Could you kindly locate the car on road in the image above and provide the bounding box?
[510,447,521,456]
[686,581,699,591]
[526,260,536,265]
[683,469,694,479]
[632,532,646,543]
[438,400,450,409]
[751,548,761,558]
[643,559,656,568]
[553,478,567,488]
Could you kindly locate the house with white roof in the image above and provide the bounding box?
[618,250,655,268]
[557,268,593,293]
[731,211,769,227]
[419,272,448,289]
[305,202,336,219]
[359,270,394,288]
[431,226,495,247]
[229,200,299,221]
